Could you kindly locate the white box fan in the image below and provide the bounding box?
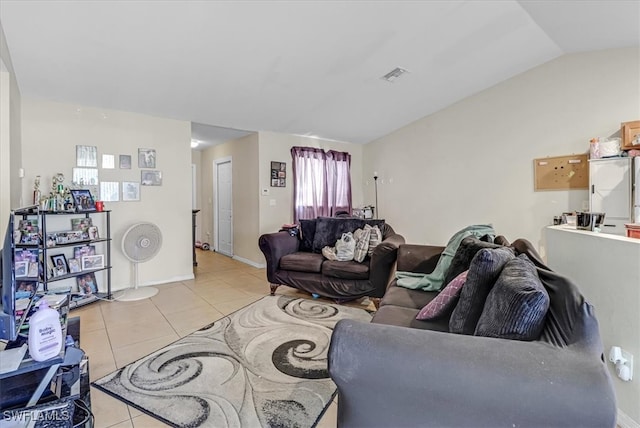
[118,222,162,301]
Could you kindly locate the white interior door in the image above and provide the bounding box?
[215,158,233,256]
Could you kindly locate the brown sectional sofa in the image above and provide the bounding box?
[258,217,405,301]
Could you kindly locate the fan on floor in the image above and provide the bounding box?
[118,222,163,301]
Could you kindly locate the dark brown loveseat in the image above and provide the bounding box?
[258,217,405,302]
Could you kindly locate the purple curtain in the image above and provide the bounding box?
[291,146,352,222]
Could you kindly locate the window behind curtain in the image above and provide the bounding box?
[291,146,352,222]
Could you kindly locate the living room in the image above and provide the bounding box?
[1,1,639,427]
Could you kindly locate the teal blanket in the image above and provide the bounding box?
[396,224,495,292]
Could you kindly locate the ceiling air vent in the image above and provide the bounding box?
[381,67,409,82]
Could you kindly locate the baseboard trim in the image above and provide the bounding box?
[618,409,640,428]
[111,274,196,292]
[232,255,266,269]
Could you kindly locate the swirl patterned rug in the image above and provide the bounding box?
[93,295,372,428]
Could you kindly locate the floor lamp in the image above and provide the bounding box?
[374,173,378,219]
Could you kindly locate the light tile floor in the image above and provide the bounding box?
[77,250,366,428]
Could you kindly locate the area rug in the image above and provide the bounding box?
[92,295,372,428]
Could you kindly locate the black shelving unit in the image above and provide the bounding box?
[12,207,112,309]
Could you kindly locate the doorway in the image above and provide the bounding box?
[214,157,233,256]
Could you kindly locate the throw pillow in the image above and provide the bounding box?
[311,217,385,253]
[367,224,382,256]
[475,254,550,341]
[299,219,316,252]
[443,236,504,286]
[449,247,515,335]
[353,227,371,263]
[416,270,468,320]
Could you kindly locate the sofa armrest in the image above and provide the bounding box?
[396,244,445,273]
[329,320,616,428]
[258,231,300,283]
[368,232,405,298]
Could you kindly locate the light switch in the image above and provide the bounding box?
[269,199,276,206]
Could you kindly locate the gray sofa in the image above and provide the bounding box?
[328,239,617,427]
[258,217,404,301]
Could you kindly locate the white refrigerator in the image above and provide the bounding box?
[589,157,638,235]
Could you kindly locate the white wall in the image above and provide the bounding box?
[20,99,193,292]
[546,226,640,425]
[0,20,22,231]
[364,47,640,254]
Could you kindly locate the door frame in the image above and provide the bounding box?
[213,156,233,255]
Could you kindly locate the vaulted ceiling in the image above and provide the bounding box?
[1,1,638,146]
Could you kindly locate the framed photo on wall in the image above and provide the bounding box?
[270,161,286,187]
[76,145,98,167]
[122,182,140,201]
[138,148,157,168]
[141,170,162,186]
[119,155,132,169]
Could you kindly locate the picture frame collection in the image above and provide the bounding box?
[72,145,158,205]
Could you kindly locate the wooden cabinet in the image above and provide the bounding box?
[621,120,640,150]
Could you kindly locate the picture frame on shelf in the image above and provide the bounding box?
[46,233,57,248]
[81,254,104,270]
[51,254,69,277]
[27,262,39,278]
[71,218,93,231]
[88,226,99,240]
[73,245,96,260]
[15,248,39,263]
[15,261,28,277]
[20,233,40,245]
[70,189,96,212]
[68,258,81,273]
[17,281,37,294]
[76,272,98,295]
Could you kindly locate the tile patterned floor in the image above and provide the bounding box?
[78,250,365,428]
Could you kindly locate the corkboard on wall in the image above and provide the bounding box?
[534,154,589,191]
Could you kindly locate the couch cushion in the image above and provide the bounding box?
[299,219,316,252]
[279,252,324,273]
[416,270,468,320]
[443,236,504,286]
[475,254,550,341]
[372,304,450,331]
[312,217,385,253]
[449,247,515,335]
[322,260,369,279]
[380,284,438,310]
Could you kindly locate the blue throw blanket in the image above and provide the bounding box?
[396,224,495,291]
